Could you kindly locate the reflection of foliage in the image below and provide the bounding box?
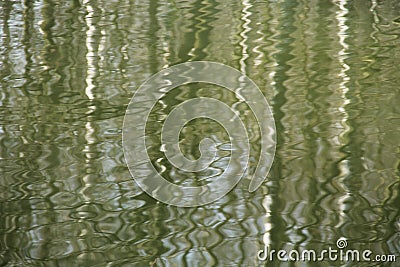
[0,0,399,265]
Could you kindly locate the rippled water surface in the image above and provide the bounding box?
[1,0,399,266]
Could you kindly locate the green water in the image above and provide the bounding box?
[0,0,399,266]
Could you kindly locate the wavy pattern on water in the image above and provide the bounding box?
[336,0,400,256]
[0,0,399,266]
[257,0,400,260]
[173,0,221,63]
[142,1,267,265]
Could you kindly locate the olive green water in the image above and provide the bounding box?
[0,0,399,266]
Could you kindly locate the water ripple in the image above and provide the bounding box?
[0,0,399,266]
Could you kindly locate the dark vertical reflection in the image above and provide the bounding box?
[148,0,160,73]
[265,0,298,254]
[175,0,219,62]
[0,0,13,101]
[0,2,17,265]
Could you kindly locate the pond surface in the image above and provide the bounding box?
[0,0,399,266]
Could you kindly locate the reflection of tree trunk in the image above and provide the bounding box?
[0,1,15,262]
[0,0,12,94]
[176,0,215,62]
[238,0,251,75]
[334,0,351,233]
[264,0,298,252]
[22,0,34,93]
[83,0,98,208]
[148,0,160,73]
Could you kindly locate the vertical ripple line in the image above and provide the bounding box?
[334,0,352,230]
[239,0,252,74]
[83,0,98,196]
